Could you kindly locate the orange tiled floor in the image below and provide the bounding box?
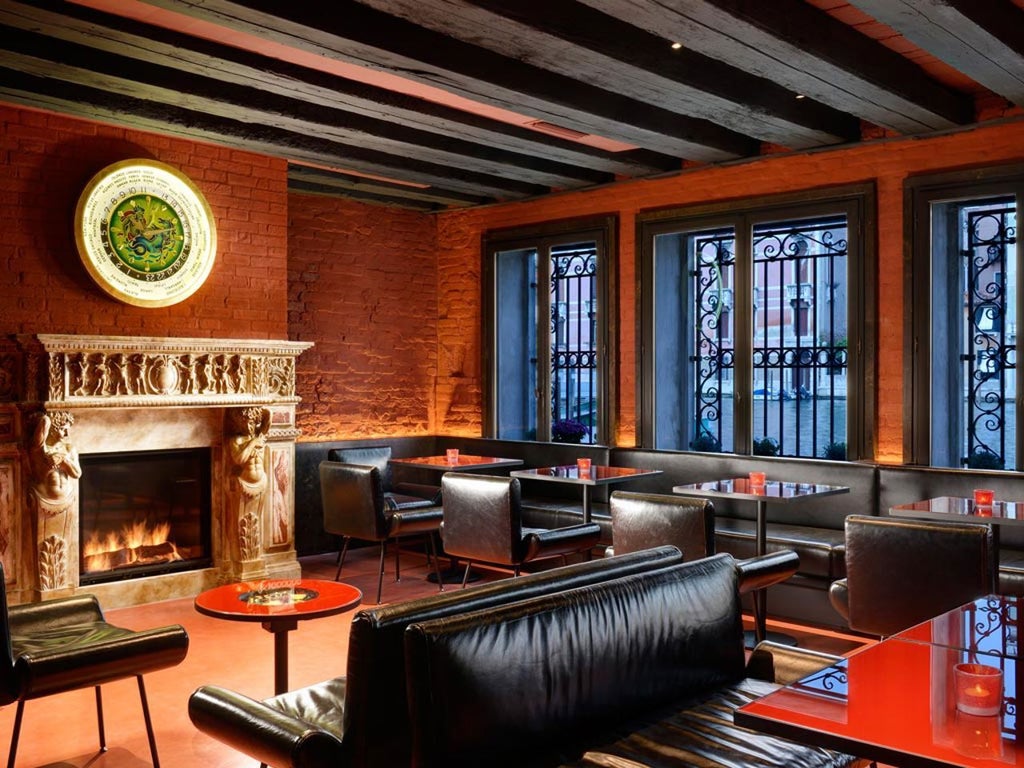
[1,547,871,768]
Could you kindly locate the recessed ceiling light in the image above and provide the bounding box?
[670,42,682,50]
[795,94,806,99]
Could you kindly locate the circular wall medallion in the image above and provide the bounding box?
[74,159,217,307]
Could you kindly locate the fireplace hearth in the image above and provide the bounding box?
[79,448,212,585]
[0,334,313,608]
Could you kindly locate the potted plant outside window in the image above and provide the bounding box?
[551,418,590,444]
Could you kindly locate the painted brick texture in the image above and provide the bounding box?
[0,105,288,340]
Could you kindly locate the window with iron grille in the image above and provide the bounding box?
[483,219,613,445]
[637,186,873,459]
[908,168,1022,470]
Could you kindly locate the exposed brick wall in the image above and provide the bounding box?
[0,104,288,339]
[436,119,1024,461]
[288,192,438,440]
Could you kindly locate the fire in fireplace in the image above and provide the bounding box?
[79,448,212,585]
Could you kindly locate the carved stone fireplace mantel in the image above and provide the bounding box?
[0,334,313,608]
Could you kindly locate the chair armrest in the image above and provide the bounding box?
[829,577,850,621]
[745,640,845,685]
[389,506,443,535]
[736,549,799,595]
[189,684,343,768]
[394,482,443,505]
[523,523,602,561]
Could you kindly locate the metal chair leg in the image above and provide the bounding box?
[461,561,474,588]
[395,537,402,582]
[428,533,444,592]
[137,676,161,768]
[7,700,24,768]
[334,536,352,580]
[376,540,387,604]
[95,685,107,752]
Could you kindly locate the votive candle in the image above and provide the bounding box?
[446,448,459,465]
[954,663,1003,716]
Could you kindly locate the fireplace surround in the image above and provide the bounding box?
[0,334,313,608]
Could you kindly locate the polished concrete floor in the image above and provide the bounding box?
[2,546,871,768]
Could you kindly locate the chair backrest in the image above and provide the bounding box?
[327,446,393,491]
[319,461,389,541]
[0,561,15,705]
[843,514,996,636]
[342,544,685,767]
[441,473,524,566]
[609,491,715,560]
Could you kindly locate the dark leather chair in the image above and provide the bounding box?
[0,562,189,768]
[320,460,443,603]
[327,446,441,505]
[440,473,602,586]
[829,514,997,636]
[606,490,715,560]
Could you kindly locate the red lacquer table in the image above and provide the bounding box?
[195,578,362,694]
[736,594,1022,768]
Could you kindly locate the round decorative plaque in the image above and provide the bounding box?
[74,159,217,307]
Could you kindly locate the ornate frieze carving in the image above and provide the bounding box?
[8,335,312,408]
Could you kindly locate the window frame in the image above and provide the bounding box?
[482,215,617,444]
[905,164,1024,468]
[635,184,876,459]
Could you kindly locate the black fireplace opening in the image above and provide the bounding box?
[79,447,213,585]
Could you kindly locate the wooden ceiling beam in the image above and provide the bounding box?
[288,166,490,209]
[0,67,547,201]
[138,0,759,160]
[2,0,678,179]
[363,0,860,148]
[579,0,973,133]
[847,0,1024,106]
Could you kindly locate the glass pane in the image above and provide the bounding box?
[960,199,1016,469]
[751,215,848,459]
[550,242,598,444]
[652,227,735,452]
[494,247,538,440]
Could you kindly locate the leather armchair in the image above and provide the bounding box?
[606,490,715,559]
[829,514,996,636]
[0,562,189,768]
[320,460,443,603]
[328,446,441,505]
[440,473,602,586]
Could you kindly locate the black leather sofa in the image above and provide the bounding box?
[188,546,686,768]
[404,552,867,768]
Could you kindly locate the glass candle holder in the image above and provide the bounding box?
[577,457,592,478]
[974,489,995,507]
[748,471,766,486]
[446,448,459,466]
[955,663,1003,716]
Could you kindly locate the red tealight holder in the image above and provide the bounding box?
[974,489,995,508]
[748,471,766,487]
[576,457,592,472]
[446,448,459,466]
[954,663,1003,716]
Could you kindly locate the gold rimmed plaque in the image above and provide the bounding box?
[75,159,217,307]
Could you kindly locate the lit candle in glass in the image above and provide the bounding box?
[974,489,995,509]
[577,457,592,478]
[446,448,459,466]
[954,663,1002,716]
[748,471,766,487]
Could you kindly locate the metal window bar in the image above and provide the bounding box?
[691,229,735,452]
[751,215,848,458]
[962,201,1016,469]
[963,597,1018,737]
[550,244,598,443]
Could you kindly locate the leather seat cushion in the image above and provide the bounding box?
[557,678,857,768]
[264,677,347,738]
[385,492,436,510]
[715,518,845,580]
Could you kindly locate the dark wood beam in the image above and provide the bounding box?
[364,0,860,148]
[848,0,1024,105]
[138,0,759,160]
[1,0,679,179]
[0,67,548,201]
[288,166,490,209]
[579,0,973,133]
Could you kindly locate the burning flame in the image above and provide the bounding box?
[83,520,182,573]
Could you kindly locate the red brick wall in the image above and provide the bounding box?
[0,105,288,339]
[288,193,438,439]
[436,119,1024,462]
